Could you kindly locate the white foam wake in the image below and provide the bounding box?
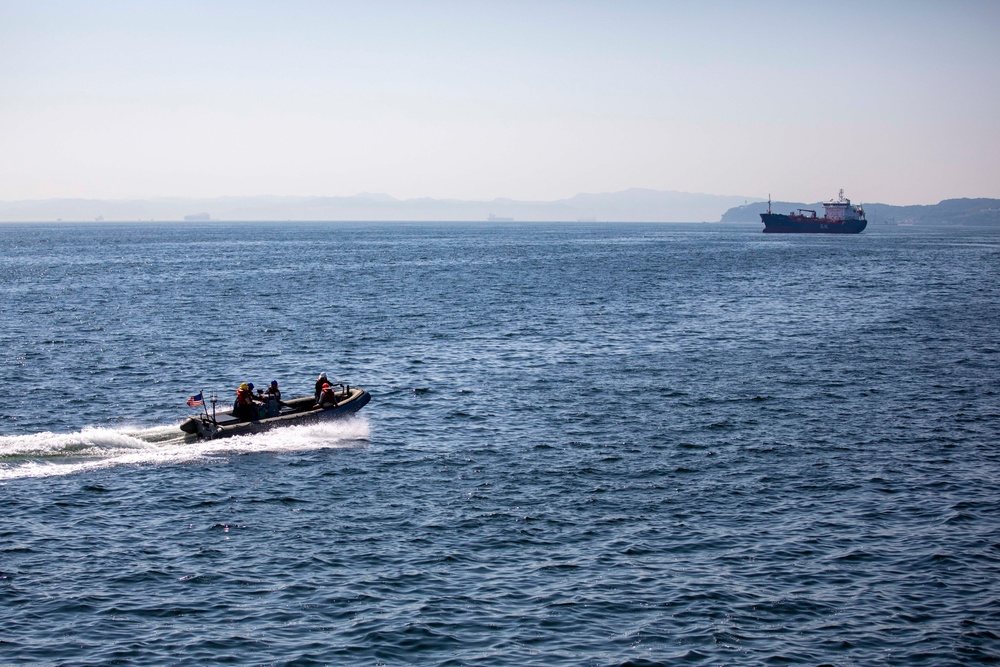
[0,418,371,480]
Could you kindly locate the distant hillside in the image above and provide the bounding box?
[721,198,1000,226]
[0,189,759,223]
[7,192,997,225]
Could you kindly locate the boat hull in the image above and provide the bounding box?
[761,213,867,234]
[180,388,370,440]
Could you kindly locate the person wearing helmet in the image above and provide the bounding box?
[264,380,282,417]
[233,382,256,420]
[265,380,281,402]
[314,372,329,402]
[233,382,250,410]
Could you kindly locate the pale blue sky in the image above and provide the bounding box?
[2,0,998,204]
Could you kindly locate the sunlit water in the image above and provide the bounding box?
[1,222,998,664]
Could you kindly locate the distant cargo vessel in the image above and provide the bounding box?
[761,190,867,234]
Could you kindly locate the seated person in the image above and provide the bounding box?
[265,380,282,402]
[317,382,339,407]
[264,380,282,417]
[233,382,258,420]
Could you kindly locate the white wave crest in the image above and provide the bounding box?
[0,417,371,481]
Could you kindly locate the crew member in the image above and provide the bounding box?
[234,382,256,420]
[264,380,282,417]
[266,380,281,402]
[315,373,329,401]
[317,382,339,407]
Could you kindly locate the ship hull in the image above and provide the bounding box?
[761,213,867,234]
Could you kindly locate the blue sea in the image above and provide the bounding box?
[1,221,998,665]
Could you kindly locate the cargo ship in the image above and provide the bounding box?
[761,189,867,234]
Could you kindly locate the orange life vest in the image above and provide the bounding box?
[236,388,253,405]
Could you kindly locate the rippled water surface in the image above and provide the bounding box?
[1,222,999,665]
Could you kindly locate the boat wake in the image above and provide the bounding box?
[0,418,371,481]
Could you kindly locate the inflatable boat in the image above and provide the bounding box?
[180,384,370,440]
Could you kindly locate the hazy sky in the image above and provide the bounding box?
[2,1,998,205]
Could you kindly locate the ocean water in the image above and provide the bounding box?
[1,221,998,665]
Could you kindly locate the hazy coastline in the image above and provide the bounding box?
[3,189,998,225]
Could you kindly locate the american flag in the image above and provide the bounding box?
[186,392,204,407]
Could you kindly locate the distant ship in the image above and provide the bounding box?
[487,214,514,222]
[761,190,867,234]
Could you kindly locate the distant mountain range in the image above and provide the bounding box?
[2,191,998,224]
[0,189,758,223]
[721,198,1000,226]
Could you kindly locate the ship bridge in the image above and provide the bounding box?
[823,189,864,222]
